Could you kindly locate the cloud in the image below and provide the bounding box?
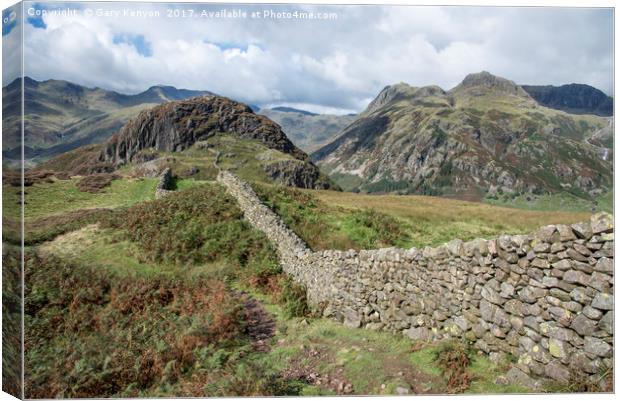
[17,3,614,113]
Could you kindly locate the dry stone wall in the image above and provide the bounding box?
[217,171,614,384]
[155,168,174,199]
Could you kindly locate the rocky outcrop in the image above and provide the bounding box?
[218,171,614,386]
[264,160,333,190]
[100,96,308,166]
[452,71,530,97]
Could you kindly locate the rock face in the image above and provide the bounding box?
[522,84,613,117]
[264,160,332,189]
[313,72,612,201]
[100,95,308,166]
[218,171,614,385]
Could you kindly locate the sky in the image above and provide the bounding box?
[2,2,614,114]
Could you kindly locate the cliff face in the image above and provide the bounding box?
[100,95,308,165]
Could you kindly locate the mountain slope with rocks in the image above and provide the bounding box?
[522,83,613,117]
[313,72,612,204]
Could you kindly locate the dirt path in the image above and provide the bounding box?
[239,292,276,352]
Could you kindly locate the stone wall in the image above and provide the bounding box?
[155,167,173,199]
[217,171,614,384]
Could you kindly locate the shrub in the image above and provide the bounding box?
[432,342,472,393]
[76,173,120,193]
[343,209,409,249]
[103,184,276,268]
[24,252,247,398]
[278,278,310,318]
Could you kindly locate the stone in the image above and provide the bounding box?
[591,293,613,310]
[500,282,515,298]
[570,314,596,336]
[533,242,551,253]
[594,257,613,273]
[582,306,603,320]
[548,338,569,358]
[549,288,571,302]
[584,336,611,357]
[504,299,525,316]
[454,315,470,331]
[506,367,540,389]
[557,225,577,241]
[571,221,593,240]
[544,361,571,384]
[550,242,565,253]
[551,259,572,270]
[535,226,557,243]
[572,243,592,256]
[598,311,613,334]
[518,287,546,304]
[405,327,430,342]
[395,386,409,395]
[590,212,613,234]
[563,270,589,286]
[343,308,361,328]
[480,299,498,322]
[481,286,505,305]
[570,287,591,304]
[588,272,612,292]
[531,258,550,269]
[447,239,464,256]
[548,307,572,326]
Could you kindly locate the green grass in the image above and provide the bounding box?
[253,182,591,251]
[486,191,613,214]
[6,177,157,220]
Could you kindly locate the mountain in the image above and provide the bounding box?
[522,83,613,117]
[1,77,214,165]
[313,71,612,203]
[259,108,357,153]
[270,106,318,116]
[39,95,335,190]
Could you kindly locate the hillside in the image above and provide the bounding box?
[1,77,213,165]
[313,72,613,207]
[259,107,357,152]
[522,83,613,117]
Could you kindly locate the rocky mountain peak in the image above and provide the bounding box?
[453,71,529,97]
[100,95,308,165]
[365,83,447,114]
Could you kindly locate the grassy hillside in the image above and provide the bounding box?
[11,168,598,396]
[252,182,591,250]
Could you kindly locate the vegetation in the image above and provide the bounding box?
[253,182,590,250]
[16,160,598,397]
[3,177,157,220]
[76,173,119,193]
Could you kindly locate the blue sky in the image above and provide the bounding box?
[4,2,614,114]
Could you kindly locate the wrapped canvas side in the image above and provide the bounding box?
[2,2,24,399]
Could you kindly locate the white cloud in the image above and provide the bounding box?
[17,3,614,113]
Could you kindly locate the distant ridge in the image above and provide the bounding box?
[522,83,613,116]
[271,106,318,116]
